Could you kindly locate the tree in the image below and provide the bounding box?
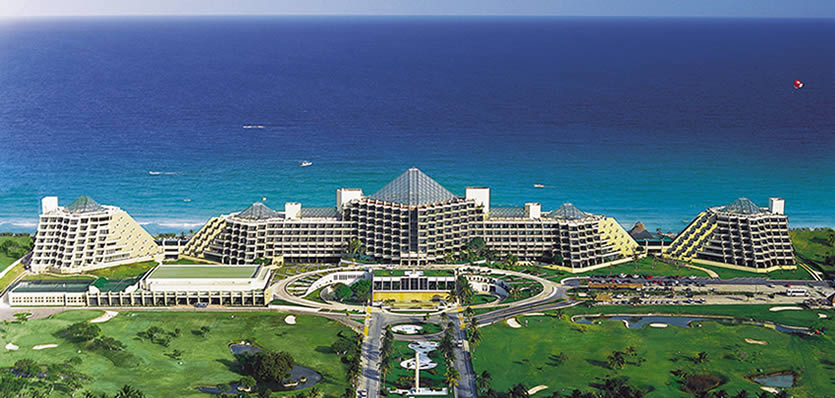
[114,385,146,398]
[508,383,529,398]
[506,253,518,268]
[468,326,482,350]
[216,384,231,393]
[345,238,364,259]
[239,376,257,390]
[695,351,709,364]
[13,358,40,377]
[238,351,295,384]
[65,322,101,342]
[607,351,626,370]
[331,339,356,355]
[91,336,125,351]
[334,283,354,302]
[199,326,211,338]
[475,370,492,393]
[443,366,460,388]
[351,280,372,303]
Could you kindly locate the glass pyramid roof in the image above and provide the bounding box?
[721,197,764,214]
[67,195,104,214]
[549,202,589,220]
[237,202,282,220]
[369,168,457,206]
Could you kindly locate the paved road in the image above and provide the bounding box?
[360,312,384,398]
[452,316,477,398]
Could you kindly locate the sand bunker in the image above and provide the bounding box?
[33,344,58,350]
[506,318,522,328]
[284,315,296,325]
[745,338,768,345]
[528,385,549,395]
[649,323,668,328]
[760,387,779,394]
[819,313,828,319]
[5,343,19,351]
[769,306,803,312]
[90,310,118,323]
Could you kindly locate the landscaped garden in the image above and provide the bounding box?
[0,310,358,397]
[791,228,835,274]
[0,234,33,292]
[382,340,452,397]
[472,306,835,397]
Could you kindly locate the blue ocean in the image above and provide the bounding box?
[0,16,833,234]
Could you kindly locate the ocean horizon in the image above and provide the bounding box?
[0,16,833,235]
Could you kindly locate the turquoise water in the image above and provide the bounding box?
[0,17,833,234]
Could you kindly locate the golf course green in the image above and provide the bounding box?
[472,309,835,397]
[0,310,357,397]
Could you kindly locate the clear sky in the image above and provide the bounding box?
[1,0,833,18]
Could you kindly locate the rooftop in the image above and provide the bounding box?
[369,168,458,206]
[548,202,591,220]
[236,202,282,220]
[147,265,260,279]
[721,197,765,215]
[67,195,104,214]
[12,280,93,293]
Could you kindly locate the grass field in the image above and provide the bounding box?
[86,261,159,279]
[471,294,498,305]
[0,310,356,397]
[791,228,835,271]
[692,262,813,280]
[473,309,835,397]
[149,265,258,279]
[0,235,33,292]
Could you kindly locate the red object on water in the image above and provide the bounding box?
[794,80,804,89]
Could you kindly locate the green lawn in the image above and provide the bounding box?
[0,310,356,397]
[692,262,813,280]
[0,235,32,272]
[0,235,33,292]
[473,310,835,398]
[471,294,498,305]
[383,340,451,397]
[791,228,835,271]
[86,261,159,279]
[149,265,258,279]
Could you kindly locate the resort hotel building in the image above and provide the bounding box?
[185,168,639,272]
[30,196,162,274]
[662,197,795,272]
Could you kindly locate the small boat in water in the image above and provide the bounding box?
[533,184,545,188]
[242,125,264,129]
[300,161,313,167]
[183,198,192,202]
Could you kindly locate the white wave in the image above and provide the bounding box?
[157,222,205,229]
[148,171,180,175]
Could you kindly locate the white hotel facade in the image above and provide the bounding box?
[185,168,638,272]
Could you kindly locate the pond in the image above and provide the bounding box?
[196,343,323,394]
[574,315,707,329]
[750,371,797,388]
[574,315,812,335]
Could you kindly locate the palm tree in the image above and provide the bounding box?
[443,366,460,388]
[114,385,146,398]
[468,326,482,351]
[607,351,626,370]
[475,370,492,393]
[508,383,529,398]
